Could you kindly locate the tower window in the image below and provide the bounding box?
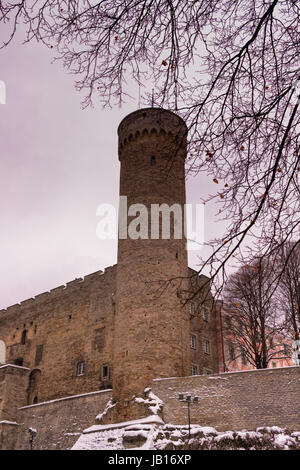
[151,155,156,166]
[190,365,198,376]
[76,361,85,376]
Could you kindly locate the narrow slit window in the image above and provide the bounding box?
[151,155,156,166]
[103,365,109,379]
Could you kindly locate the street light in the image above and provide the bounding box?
[28,427,37,450]
[178,394,199,440]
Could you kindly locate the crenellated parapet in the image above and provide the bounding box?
[0,265,116,321]
[118,108,187,160]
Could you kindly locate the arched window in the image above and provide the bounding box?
[27,369,41,405]
[21,330,27,345]
[0,340,6,364]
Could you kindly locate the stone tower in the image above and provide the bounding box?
[113,108,190,421]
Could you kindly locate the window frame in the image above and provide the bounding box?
[202,307,209,322]
[102,364,109,379]
[203,339,210,355]
[76,361,86,376]
[190,334,197,350]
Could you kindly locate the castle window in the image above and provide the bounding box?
[102,365,109,379]
[202,307,209,322]
[189,302,195,316]
[21,330,27,345]
[203,339,210,355]
[28,369,41,405]
[151,155,156,166]
[190,365,197,376]
[190,334,197,350]
[77,361,85,376]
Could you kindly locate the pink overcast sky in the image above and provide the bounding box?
[0,32,225,310]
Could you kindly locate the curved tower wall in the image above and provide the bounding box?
[113,108,190,413]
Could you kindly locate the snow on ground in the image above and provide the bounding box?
[72,423,300,450]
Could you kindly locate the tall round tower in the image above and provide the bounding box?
[113,108,190,420]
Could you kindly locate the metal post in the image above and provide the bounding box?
[178,394,198,442]
[187,400,191,440]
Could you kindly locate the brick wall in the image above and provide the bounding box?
[152,366,300,431]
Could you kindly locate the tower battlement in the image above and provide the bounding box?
[118,108,187,159]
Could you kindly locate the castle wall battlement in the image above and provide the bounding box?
[0,265,116,319]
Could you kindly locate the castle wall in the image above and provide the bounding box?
[0,365,30,421]
[8,366,299,450]
[0,261,218,412]
[0,266,116,404]
[0,364,30,450]
[14,389,112,450]
[189,271,219,375]
[152,366,300,431]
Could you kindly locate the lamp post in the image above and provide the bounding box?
[28,427,37,450]
[178,394,199,440]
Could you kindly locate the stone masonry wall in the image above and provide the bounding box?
[14,389,112,450]
[0,266,116,404]
[152,366,300,432]
[0,365,30,421]
[2,366,299,449]
[0,364,30,450]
